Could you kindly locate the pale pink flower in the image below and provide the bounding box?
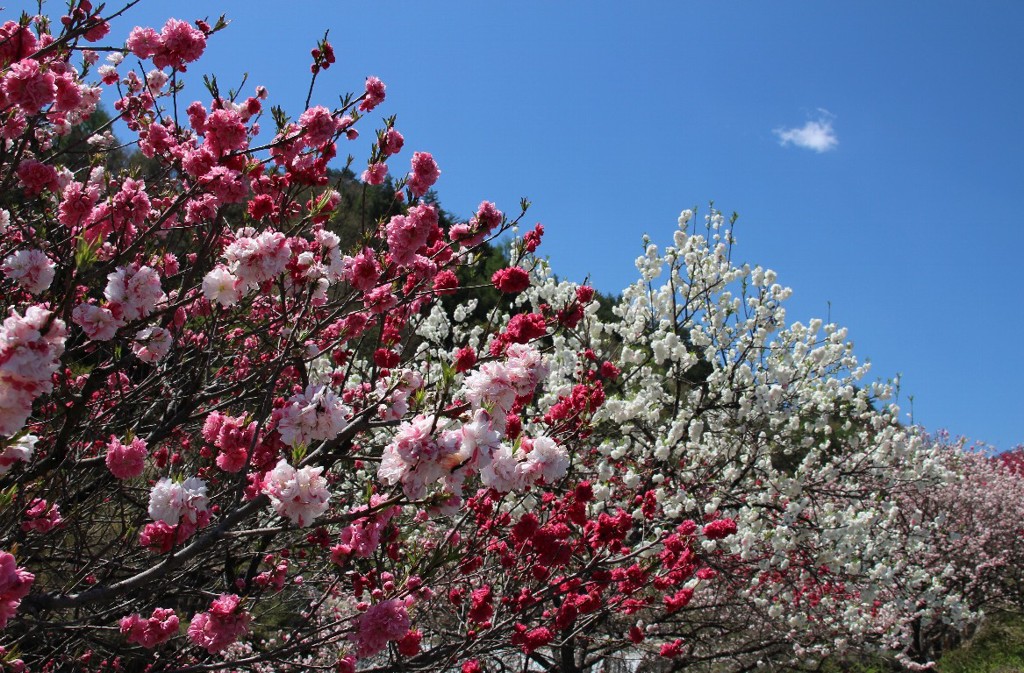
[262,459,331,527]
[377,416,460,500]
[0,307,66,437]
[105,435,148,479]
[463,362,517,415]
[72,303,123,341]
[202,266,241,307]
[274,384,350,448]
[479,444,529,494]
[521,436,570,484]
[104,265,165,321]
[148,477,209,526]
[224,229,290,289]
[504,343,548,396]
[0,434,35,474]
[2,249,55,294]
[132,326,173,363]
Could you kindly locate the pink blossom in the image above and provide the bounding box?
[126,26,161,59]
[349,599,410,658]
[200,166,248,203]
[332,496,400,562]
[363,285,397,314]
[204,108,247,155]
[111,178,151,230]
[2,249,55,294]
[58,181,98,227]
[380,128,404,156]
[120,607,179,648]
[2,58,55,114]
[187,594,250,654]
[262,459,331,527]
[361,162,388,185]
[452,201,504,246]
[298,105,340,147]
[139,120,176,158]
[20,498,62,534]
[359,76,386,112]
[385,203,438,267]
[72,303,123,341]
[0,551,34,629]
[105,435,148,479]
[152,19,207,71]
[53,72,82,112]
[341,248,380,292]
[203,412,256,473]
[406,151,440,197]
[0,21,38,68]
[138,520,194,554]
[433,269,459,295]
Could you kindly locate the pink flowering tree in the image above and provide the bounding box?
[0,4,1019,673]
[0,5,721,671]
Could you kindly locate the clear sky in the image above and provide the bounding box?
[10,1,1024,452]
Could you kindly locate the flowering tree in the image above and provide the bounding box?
[0,4,1019,673]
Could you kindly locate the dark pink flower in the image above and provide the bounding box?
[491,266,530,294]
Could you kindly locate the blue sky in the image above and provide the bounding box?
[11,2,1024,451]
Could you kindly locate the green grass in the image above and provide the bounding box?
[938,612,1024,673]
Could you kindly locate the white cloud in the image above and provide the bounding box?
[774,111,838,153]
